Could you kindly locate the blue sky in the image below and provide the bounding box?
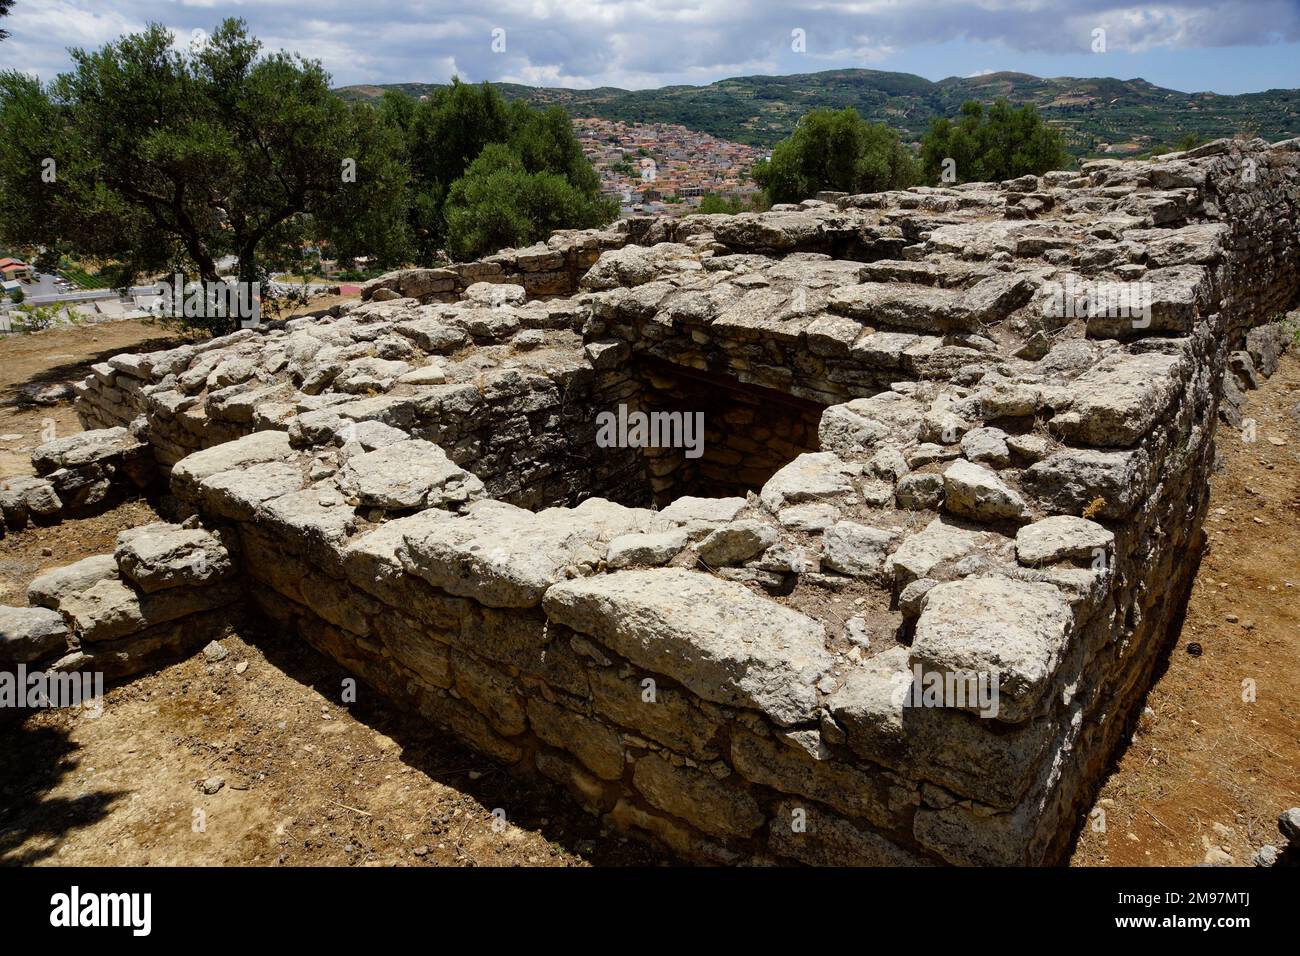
[1,1,1297,94]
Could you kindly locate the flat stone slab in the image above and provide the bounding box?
[760,452,857,512]
[1049,351,1184,447]
[198,459,308,521]
[1015,516,1114,565]
[886,517,986,585]
[606,529,690,569]
[912,576,1073,723]
[115,523,235,593]
[657,496,747,527]
[171,430,293,500]
[543,568,832,726]
[0,605,69,664]
[60,577,242,644]
[31,427,142,475]
[28,554,119,610]
[821,521,899,578]
[829,283,969,333]
[399,498,653,608]
[337,440,484,511]
[818,392,925,457]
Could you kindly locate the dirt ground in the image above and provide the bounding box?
[1,317,1297,867]
[1069,350,1300,866]
[0,320,189,477]
[0,624,661,866]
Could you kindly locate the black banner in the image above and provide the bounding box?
[0,866,1279,942]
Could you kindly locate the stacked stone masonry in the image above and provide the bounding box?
[0,427,155,536]
[0,521,243,714]
[46,136,1300,864]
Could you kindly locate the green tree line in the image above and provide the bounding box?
[0,16,1071,336]
[0,18,615,333]
[754,99,1070,204]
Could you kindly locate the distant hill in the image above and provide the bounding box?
[336,68,1300,157]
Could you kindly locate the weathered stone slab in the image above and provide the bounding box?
[337,440,484,511]
[759,452,857,512]
[912,577,1073,722]
[61,577,242,644]
[821,521,899,578]
[1015,516,1114,565]
[0,605,69,664]
[942,459,1030,522]
[1049,351,1184,447]
[28,555,119,610]
[115,524,234,593]
[398,499,633,608]
[543,568,832,725]
[171,430,293,501]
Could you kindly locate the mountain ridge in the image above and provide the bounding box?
[336,67,1300,156]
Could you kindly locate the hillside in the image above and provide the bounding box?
[337,68,1300,156]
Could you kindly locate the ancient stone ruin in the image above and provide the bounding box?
[3,136,1298,864]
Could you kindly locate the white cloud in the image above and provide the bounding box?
[1,1,1296,89]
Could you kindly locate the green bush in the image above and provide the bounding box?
[752,107,918,204]
[920,98,1069,184]
[444,145,615,261]
[11,303,58,332]
[385,80,613,263]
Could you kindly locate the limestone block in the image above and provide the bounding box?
[543,568,831,726]
[0,605,69,664]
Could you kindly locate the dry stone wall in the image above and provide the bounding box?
[0,427,155,536]
[0,520,242,723]
[51,136,1300,864]
[358,227,631,304]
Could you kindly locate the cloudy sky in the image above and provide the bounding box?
[1,1,1297,94]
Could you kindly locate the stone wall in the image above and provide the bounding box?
[53,136,1300,864]
[0,521,242,718]
[0,427,154,536]
[358,226,633,304]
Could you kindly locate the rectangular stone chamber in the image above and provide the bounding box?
[58,136,1300,865]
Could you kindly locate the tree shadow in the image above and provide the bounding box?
[0,719,128,866]
[0,334,188,411]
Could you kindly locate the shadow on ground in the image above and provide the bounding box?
[0,720,128,866]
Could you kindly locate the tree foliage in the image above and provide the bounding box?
[695,193,768,215]
[751,107,918,203]
[0,1,13,43]
[385,80,614,262]
[0,18,408,334]
[443,144,611,260]
[920,98,1069,184]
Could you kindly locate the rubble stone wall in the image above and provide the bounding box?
[0,521,243,717]
[358,227,630,304]
[0,426,155,536]
[56,136,1300,864]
